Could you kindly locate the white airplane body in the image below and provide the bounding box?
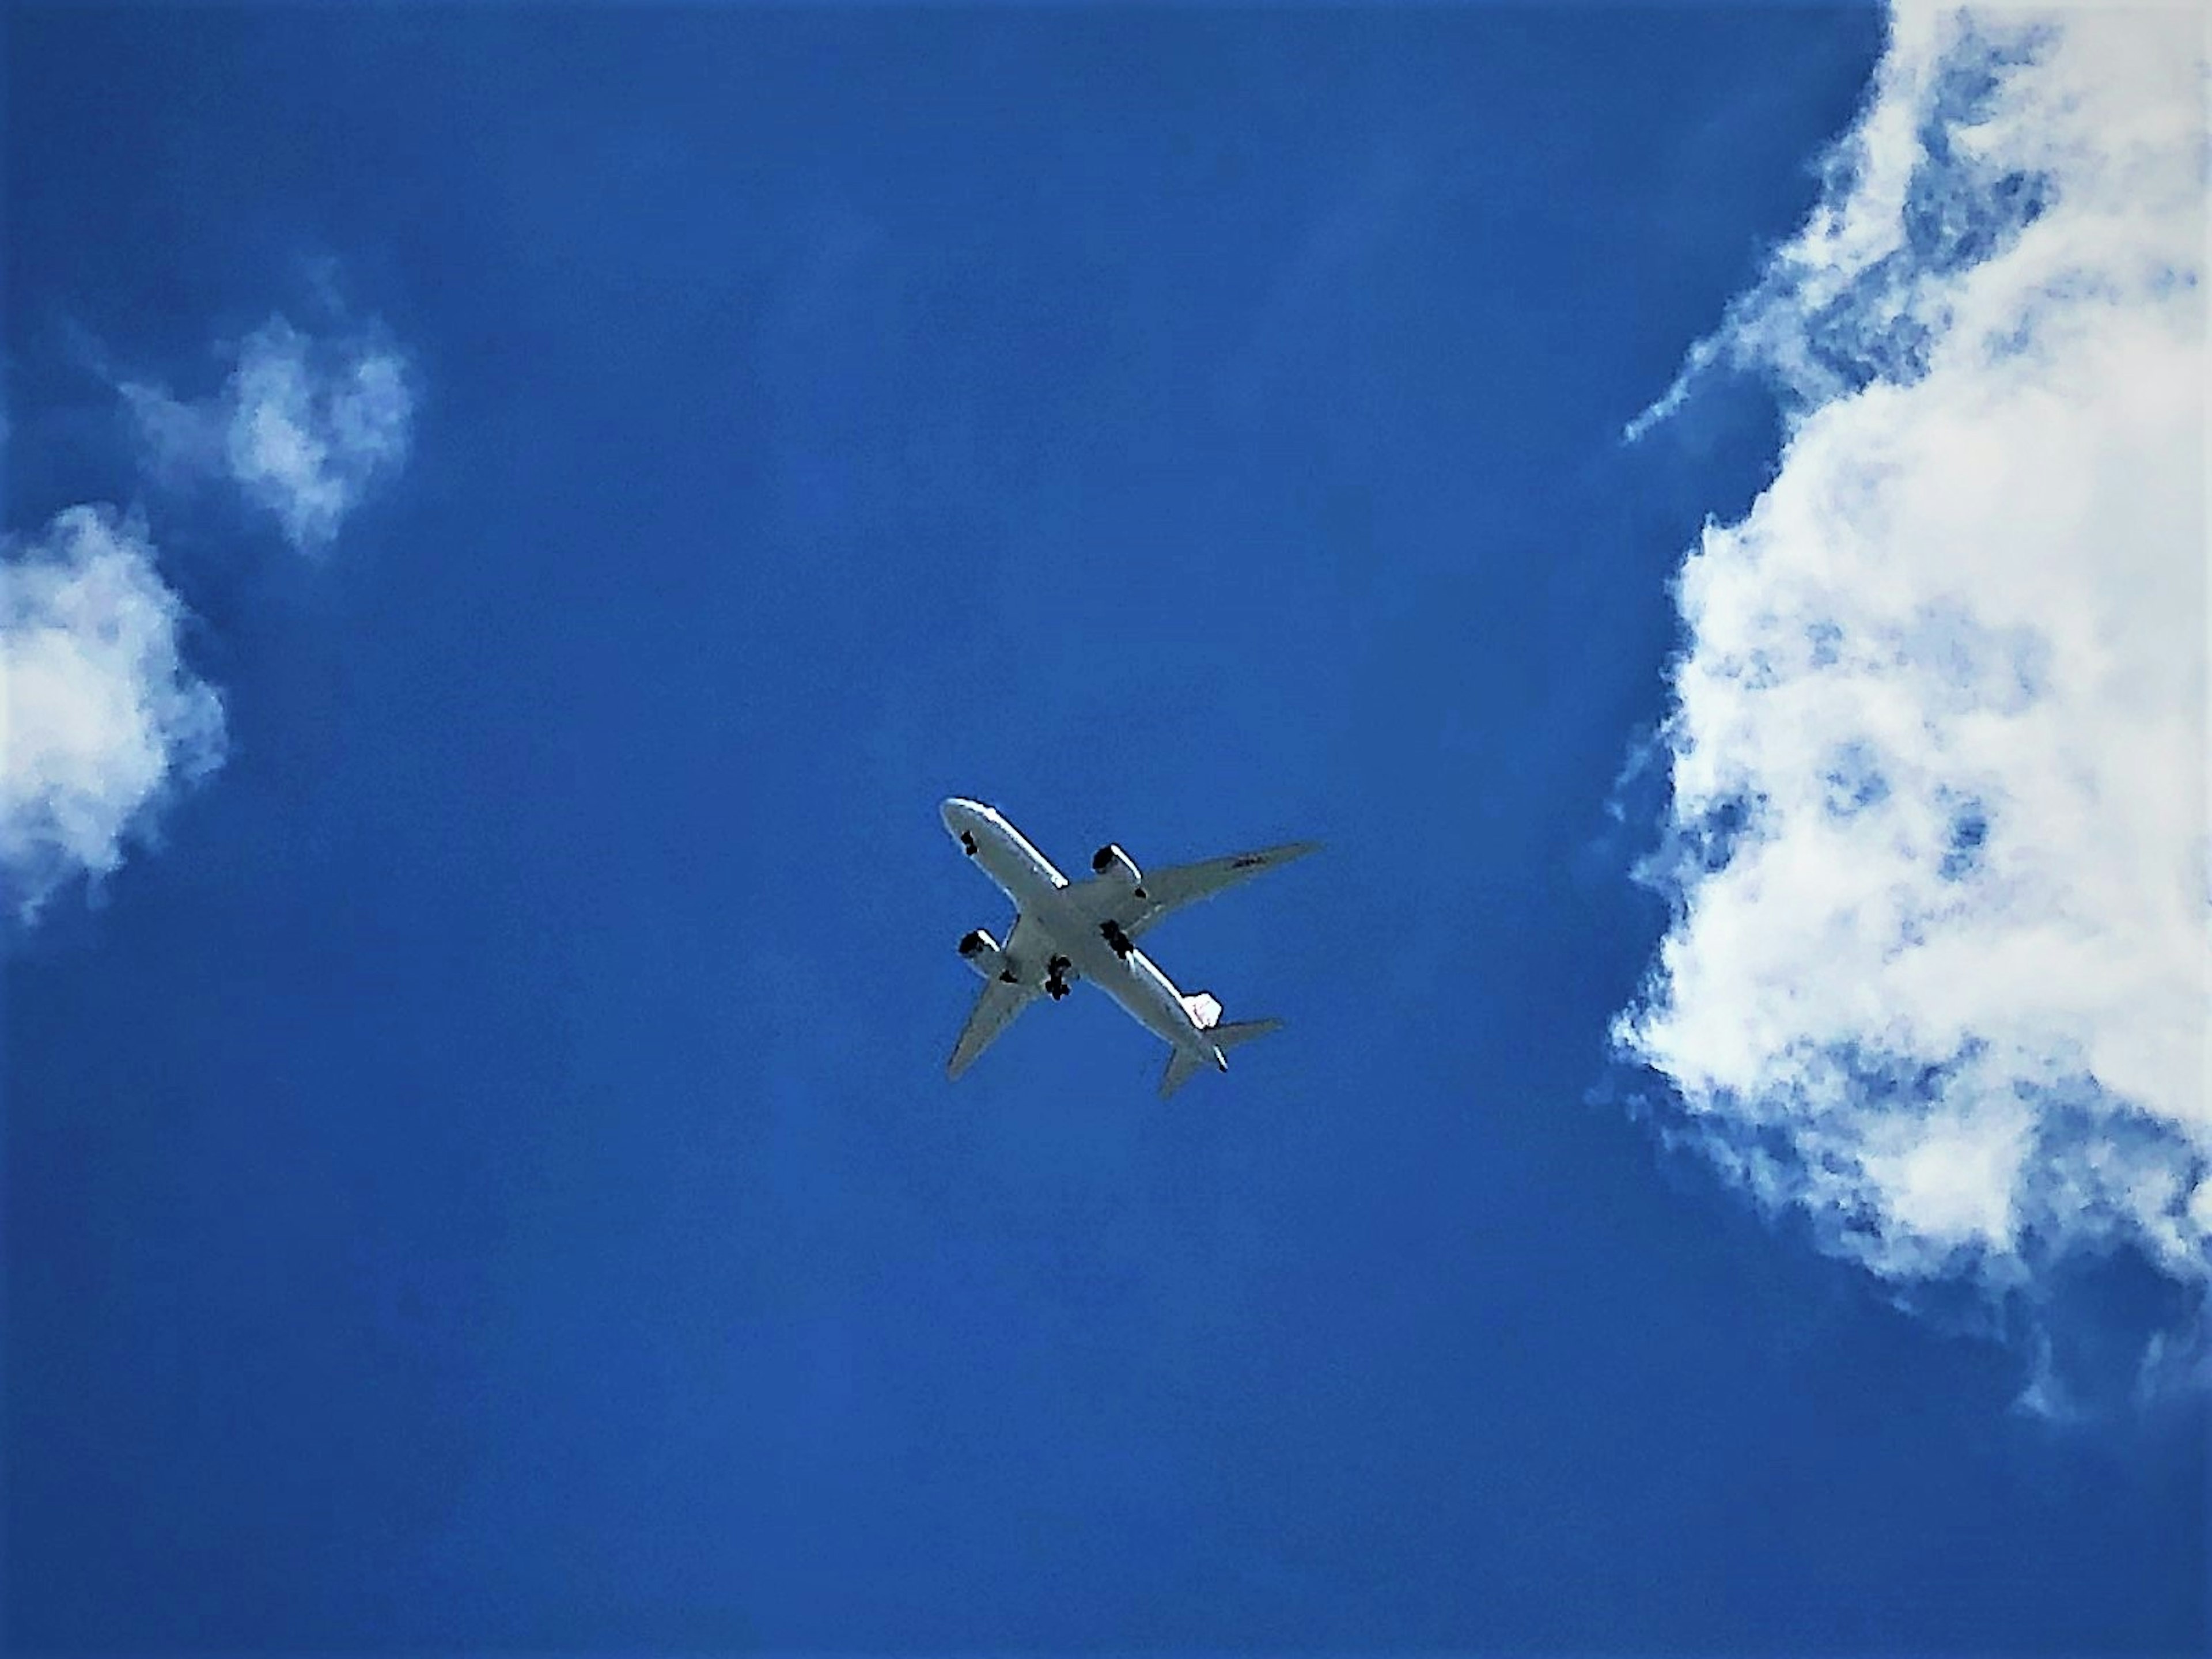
[940,797,1319,1096]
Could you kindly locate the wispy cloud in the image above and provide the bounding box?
[3,297,415,918]
[0,507,225,918]
[1615,5,2208,1395]
[125,315,413,553]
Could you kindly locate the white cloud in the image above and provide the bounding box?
[1,297,414,923]
[0,507,225,916]
[1617,0,2209,1335]
[125,315,413,552]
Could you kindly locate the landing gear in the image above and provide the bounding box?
[960,830,978,857]
[1045,955,1073,999]
[1100,919,1133,959]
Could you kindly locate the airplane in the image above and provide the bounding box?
[940,797,1319,1097]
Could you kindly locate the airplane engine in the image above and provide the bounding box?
[1090,843,1145,896]
[958,928,1009,981]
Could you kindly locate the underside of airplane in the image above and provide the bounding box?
[941,798,1319,1097]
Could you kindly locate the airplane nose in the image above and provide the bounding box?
[940,797,982,835]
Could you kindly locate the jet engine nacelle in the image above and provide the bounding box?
[957,928,1008,981]
[1091,843,1145,895]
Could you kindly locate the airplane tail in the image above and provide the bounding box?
[1158,1017,1285,1099]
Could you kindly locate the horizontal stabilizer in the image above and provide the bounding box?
[1157,1016,1284,1098]
[1211,1017,1283,1051]
[1159,1048,1207,1099]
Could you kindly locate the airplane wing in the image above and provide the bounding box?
[947,975,1036,1080]
[945,911,1071,1080]
[1073,840,1321,940]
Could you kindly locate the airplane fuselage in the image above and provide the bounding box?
[941,798,1228,1069]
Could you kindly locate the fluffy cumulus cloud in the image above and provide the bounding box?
[1616,3,2209,1357]
[0,507,225,916]
[125,315,413,552]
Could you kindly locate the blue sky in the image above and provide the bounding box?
[5,3,2207,1651]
